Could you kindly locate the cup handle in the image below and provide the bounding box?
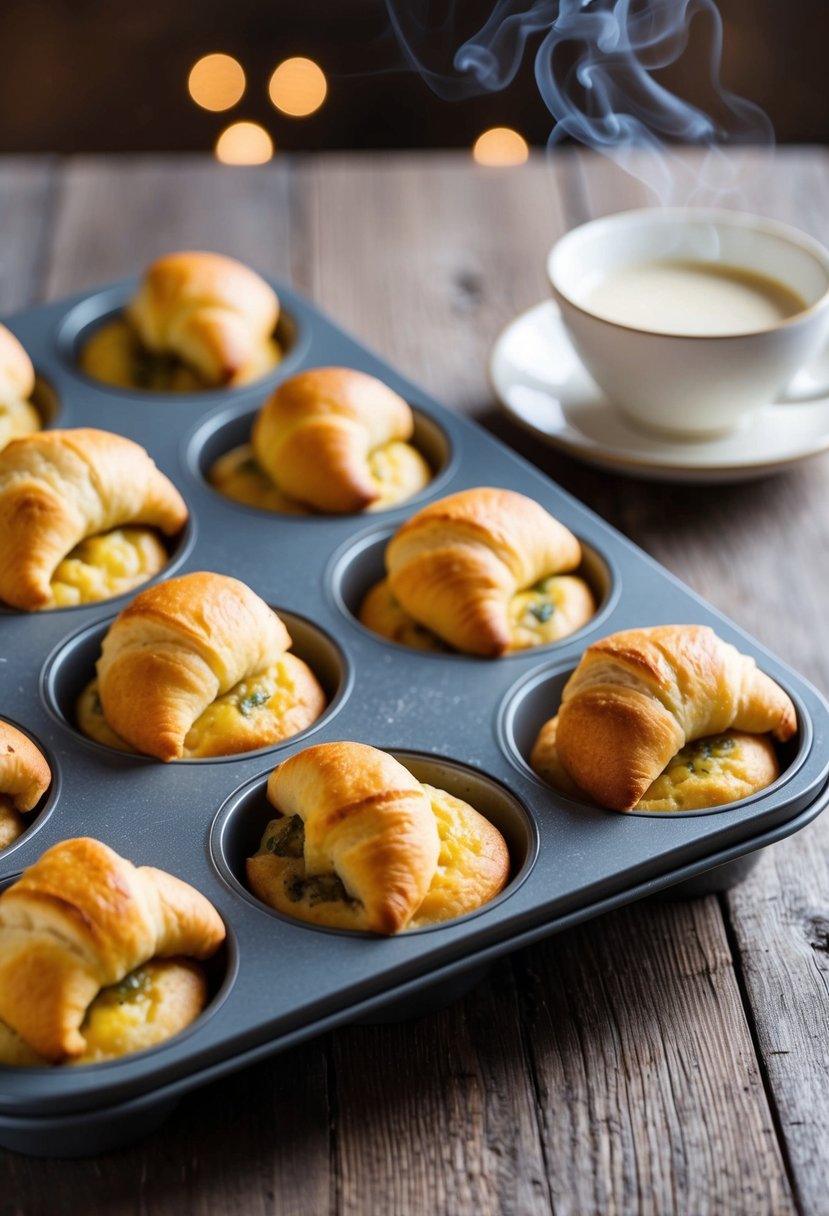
[775,338,829,403]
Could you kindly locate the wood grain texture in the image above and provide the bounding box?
[0,1041,331,1216]
[332,961,550,1216]
[515,899,794,1216]
[298,151,571,409]
[0,158,56,310]
[0,150,827,1215]
[42,156,295,299]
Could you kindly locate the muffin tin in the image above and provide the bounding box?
[2,276,828,1158]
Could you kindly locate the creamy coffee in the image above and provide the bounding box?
[585,260,807,336]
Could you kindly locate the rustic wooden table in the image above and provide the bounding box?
[2,148,828,1215]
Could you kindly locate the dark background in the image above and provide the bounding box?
[0,0,827,153]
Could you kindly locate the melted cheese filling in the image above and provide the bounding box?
[48,526,169,608]
[507,575,596,648]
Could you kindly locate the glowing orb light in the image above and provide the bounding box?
[215,122,274,165]
[472,127,530,167]
[268,57,328,117]
[188,53,246,112]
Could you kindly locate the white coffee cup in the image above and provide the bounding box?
[547,208,829,439]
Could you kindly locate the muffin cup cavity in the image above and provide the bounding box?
[0,513,196,617]
[41,609,350,764]
[210,749,538,934]
[0,719,59,866]
[57,287,302,396]
[499,659,810,818]
[187,401,453,517]
[330,524,616,656]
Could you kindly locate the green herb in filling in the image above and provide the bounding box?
[238,689,270,717]
[265,814,305,859]
[286,872,358,907]
[528,601,555,623]
[113,968,150,1001]
[681,734,737,774]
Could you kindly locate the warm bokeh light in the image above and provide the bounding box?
[268,57,328,117]
[472,127,530,167]
[188,54,246,112]
[215,122,274,166]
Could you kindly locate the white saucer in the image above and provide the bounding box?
[489,301,829,483]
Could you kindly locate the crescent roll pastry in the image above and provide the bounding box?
[407,783,511,928]
[550,625,797,811]
[0,428,188,611]
[0,958,208,1067]
[0,722,51,851]
[531,716,781,812]
[0,837,225,1061]
[80,252,281,390]
[0,324,40,451]
[360,487,595,656]
[209,367,432,515]
[246,741,510,934]
[88,571,325,761]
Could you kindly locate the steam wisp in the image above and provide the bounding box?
[385,0,774,204]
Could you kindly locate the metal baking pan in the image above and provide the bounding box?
[2,276,828,1157]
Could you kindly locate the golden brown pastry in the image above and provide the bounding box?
[0,958,208,1066]
[358,487,595,656]
[0,428,188,611]
[209,367,431,514]
[548,625,797,811]
[246,742,510,934]
[531,716,781,812]
[408,783,511,928]
[82,571,325,761]
[0,323,40,451]
[0,722,51,851]
[80,252,281,390]
[0,837,225,1061]
[357,578,450,653]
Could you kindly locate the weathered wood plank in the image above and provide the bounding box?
[726,836,829,1216]
[0,157,57,311]
[304,151,558,1216]
[42,156,295,299]
[0,1041,331,1216]
[299,150,572,410]
[516,898,795,1216]
[331,960,551,1216]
